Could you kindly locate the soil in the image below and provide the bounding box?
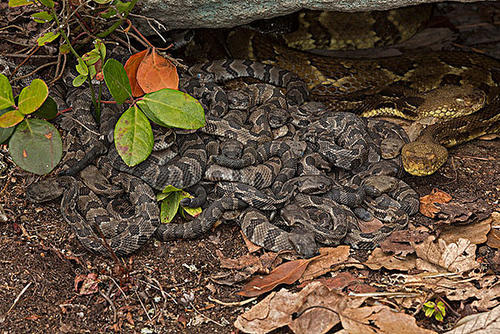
[1,2,499,333]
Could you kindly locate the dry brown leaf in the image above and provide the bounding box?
[299,246,350,282]
[124,49,147,97]
[137,48,179,93]
[419,188,452,218]
[341,305,437,334]
[445,304,500,334]
[439,215,492,245]
[234,281,364,334]
[414,236,479,273]
[470,276,500,310]
[486,212,500,249]
[380,229,429,256]
[364,248,417,271]
[214,251,281,286]
[237,258,311,297]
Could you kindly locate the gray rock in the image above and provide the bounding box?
[136,0,480,30]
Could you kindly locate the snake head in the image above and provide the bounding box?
[288,232,318,258]
[26,178,66,203]
[401,141,448,176]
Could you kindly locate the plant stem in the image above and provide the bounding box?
[97,0,140,38]
[50,6,99,117]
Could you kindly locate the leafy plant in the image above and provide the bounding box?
[6,0,206,222]
[157,185,202,223]
[423,300,446,321]
[0,75,62,175]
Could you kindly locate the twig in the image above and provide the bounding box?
[10,61,58,83]
[6,282,32,314]
[9,45,40,79]
[189,302,225,327]
[436,295,461,318]
[108,276,128,299]
[135,289,152,322]
[348,291,421,298]
[2,54,58,59]
[208,296,257,307]
[99,290,117,323]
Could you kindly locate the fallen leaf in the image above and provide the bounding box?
[237,258,311,297]
[303,272,375,294]
[419,188,452,218]
[487,212,500,249]
[124,49,147,97]
[137,48,179,93]
[234,281,364,334]
[74,273,99,295]
[341,305,437,334]
[445,303,500,334]
[299,246,350,282]
[414,236,479,273]
[364,248,417,271]
[217,250,279,273]
[380,229,429,256]
[439,215,492,245]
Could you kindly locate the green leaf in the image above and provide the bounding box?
[59,43,71,54]
[32,96,58,120]
[76,58,88,76]
[95,39,106,60]
[103,58,132,104]
[424,307,434,318]
[89,65,97,80]
[0,107,16,143]
[423,301,435,308]
[180,191,202,217]
[9,119,62,175]
[93,0,112,3]
[0,74,15,110]
[31,11,53,23]
[39,0,54,8]
[18,79,48,115]
[138,89,205,129]
[114,105,153,166]
[72,74,87,87]
[0,126,14,144]
[160,192,181,223]
[158,185,183,198]
[82,50,100,65]
[437,302,446,316]
[137,102,168,127]
[37,31,60,46]
[8,0,33,7]
[0,109,24,128]
[434,312,443,321]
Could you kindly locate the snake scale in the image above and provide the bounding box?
[25,7,498,257]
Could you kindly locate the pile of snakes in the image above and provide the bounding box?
[27,58,423,258]
[26,8,500,258]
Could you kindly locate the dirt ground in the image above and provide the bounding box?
[1,2,499,333]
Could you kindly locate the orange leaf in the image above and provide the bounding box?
[237,259,311,297]
[419,188,452,218]
[124,49,148,97]
[136,48,179,93]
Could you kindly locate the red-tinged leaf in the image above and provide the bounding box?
[137,48,179,93]
[124,49,148,97]
[419,188,452,218]
[237,259,312,297]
